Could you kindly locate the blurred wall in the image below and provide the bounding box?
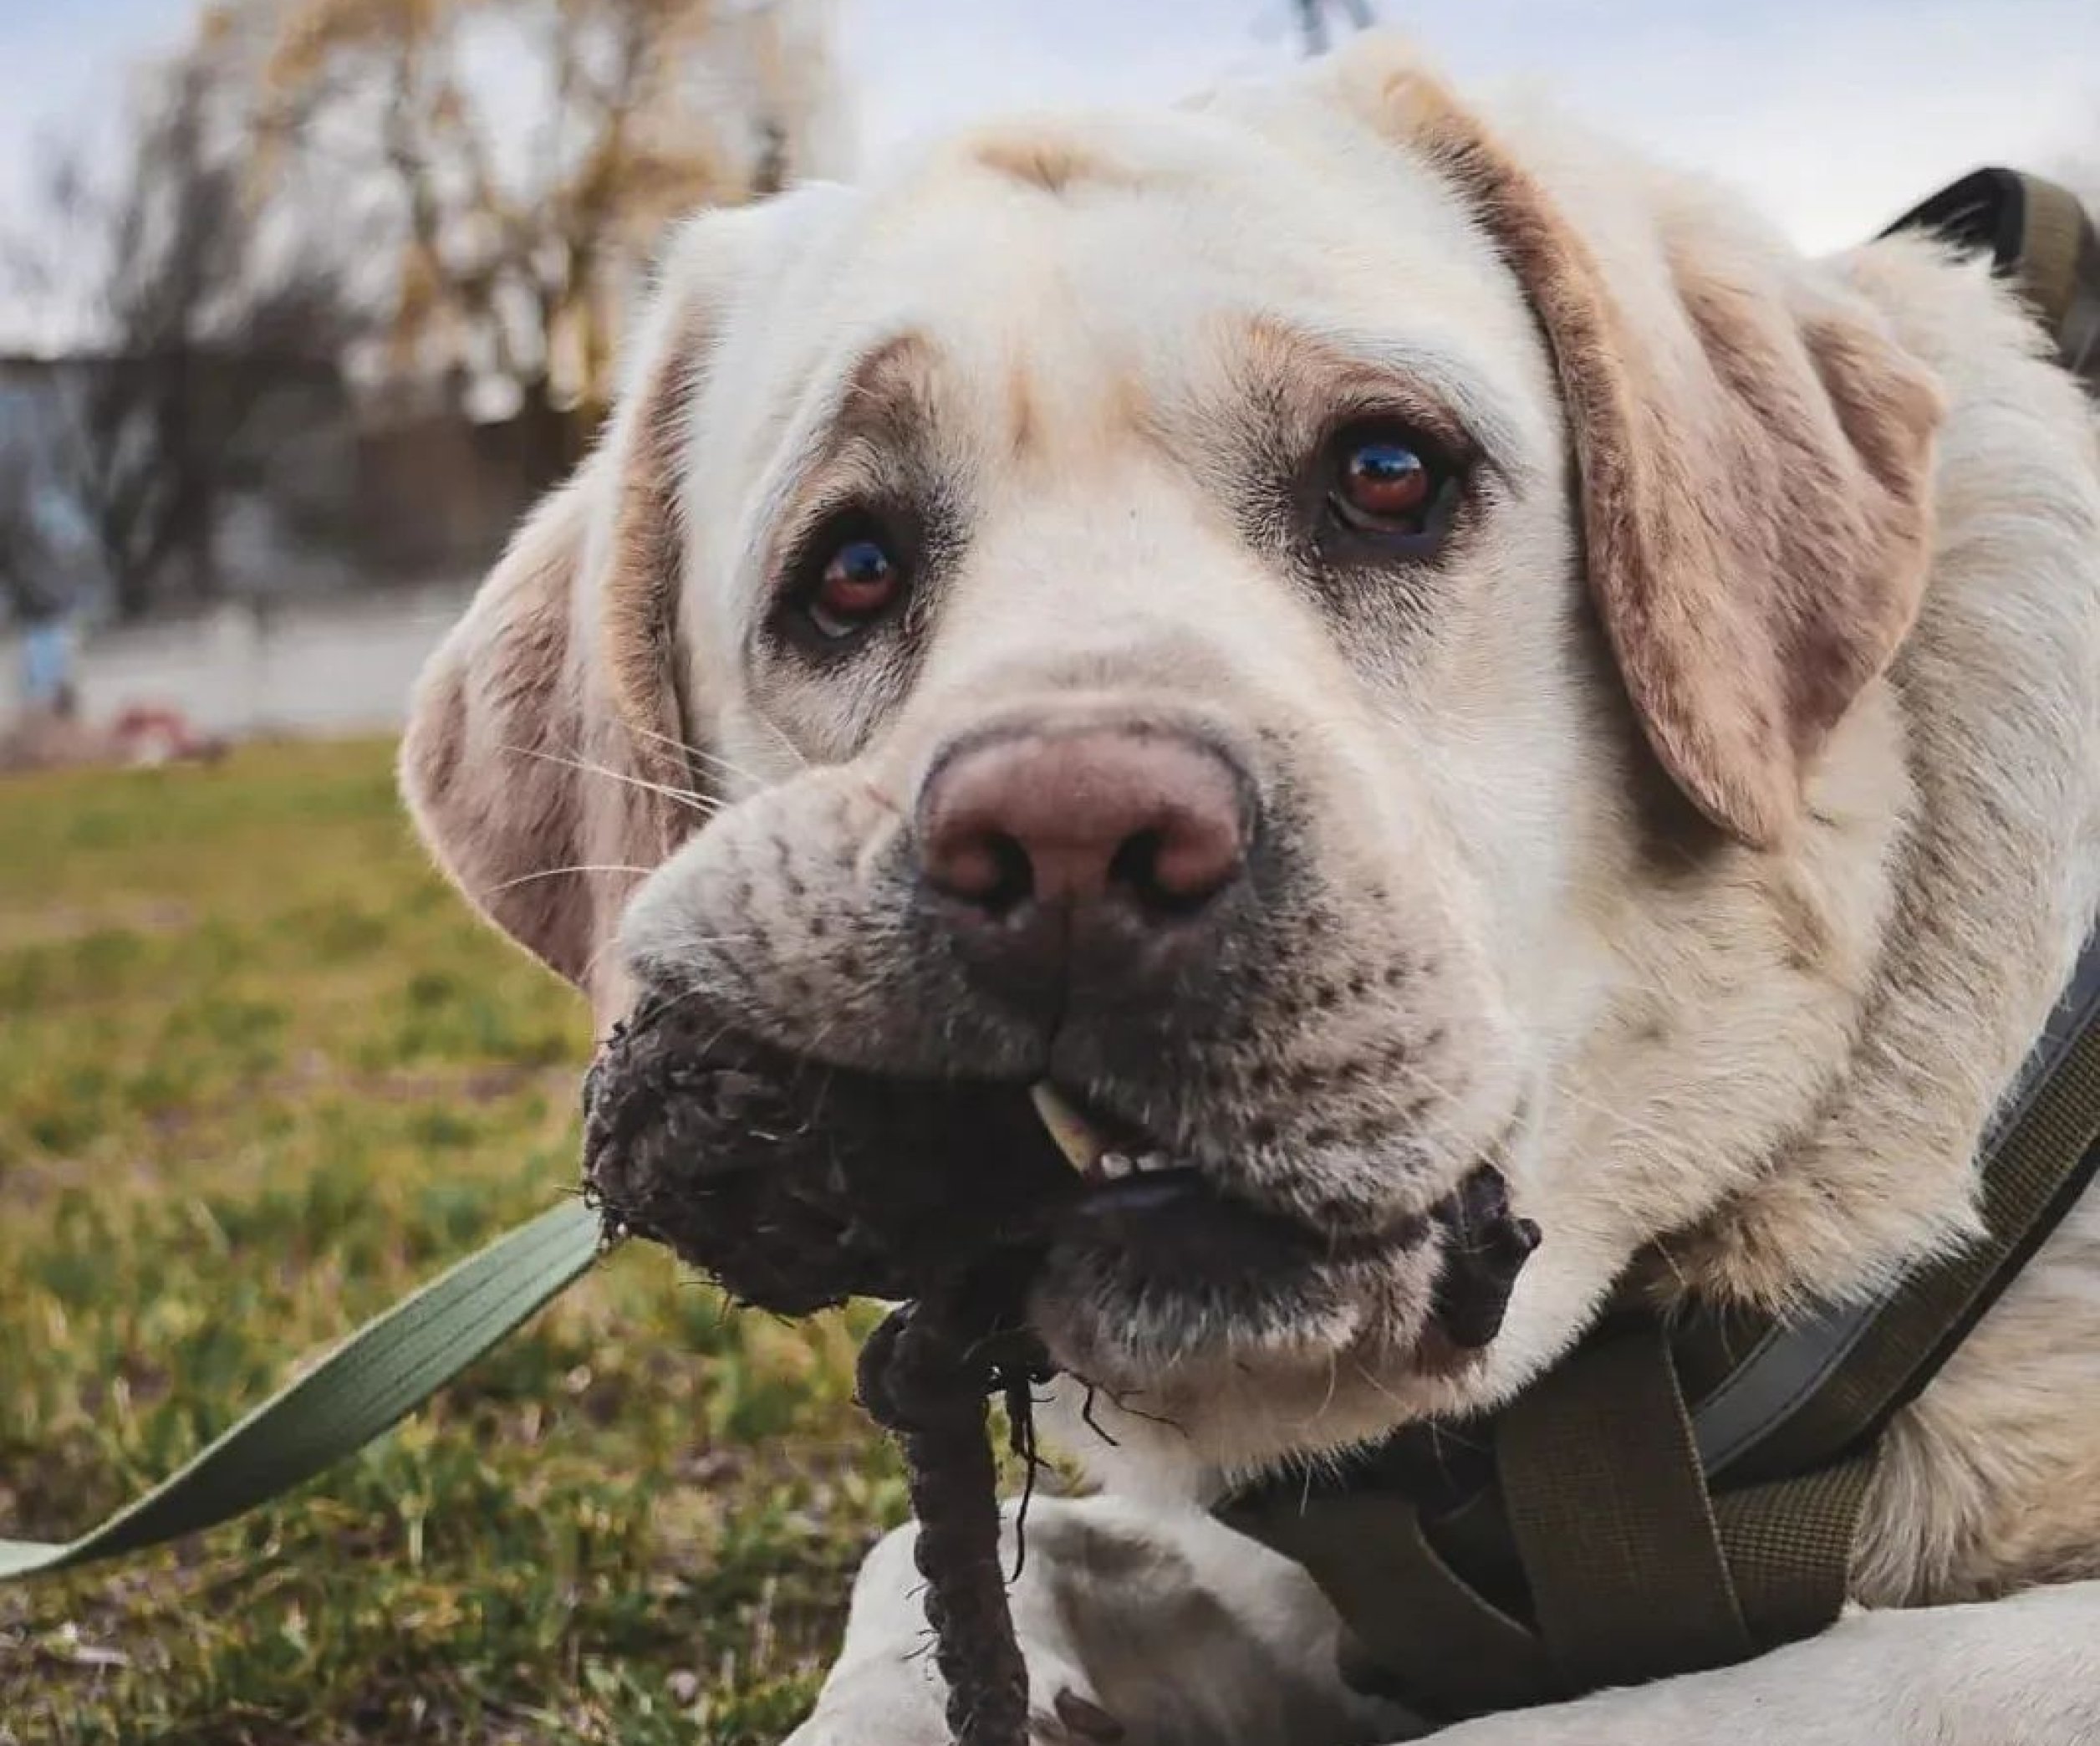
[0,579,476,737]
[353,401,578,576]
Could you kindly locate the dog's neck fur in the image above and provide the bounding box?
[1658,237,2100,1317]
[1552,229,2100,1606]
[1755,237,2100,1604]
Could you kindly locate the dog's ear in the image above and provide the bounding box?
[1328,37,1945,848]
[400,212,750,1013]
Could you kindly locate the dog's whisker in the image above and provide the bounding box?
[691,743,776,787]
[502,743,719,815]
[630,722,772,792]
[1365,1054,1496,1160]
[579,927,631,990]
[478,862,657,897]
[623,717,713,764]
[1294,1350,1343,1432]
[548,743,719,810]
[1645,1234,1695,1297]
[1543,1079,1705,1168]
[749,710,812,771]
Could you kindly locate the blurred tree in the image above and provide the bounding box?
[5,23,367,621]
[1292,0,1376,58]
[245,0,840,447]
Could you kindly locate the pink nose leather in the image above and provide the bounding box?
[917,726,1248,918]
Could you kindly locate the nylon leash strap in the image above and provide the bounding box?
[0,1201,604,1580]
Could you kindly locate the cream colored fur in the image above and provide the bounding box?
[400,31,2100,1746]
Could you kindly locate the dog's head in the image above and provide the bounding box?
[401,35,1941,1476]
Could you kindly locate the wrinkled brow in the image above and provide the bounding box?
[737,331,953,579]
[828,331,947,451]
[1228,311,1532,473]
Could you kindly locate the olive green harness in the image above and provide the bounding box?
[1222,169,2100,1724]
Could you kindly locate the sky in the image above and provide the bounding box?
[0,0,2094,324]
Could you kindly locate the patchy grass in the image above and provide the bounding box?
[0,738,905,1744]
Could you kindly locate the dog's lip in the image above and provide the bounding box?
[1028,1078,1431,1256]
[1024,1080,1539,1366]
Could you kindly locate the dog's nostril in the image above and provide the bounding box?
[1107,828,1167,907]
[1123,802,1246,911]
[1108,826,1218,916]
[932,829,1034,914]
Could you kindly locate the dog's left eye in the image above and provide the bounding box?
[1323,421,1460,551]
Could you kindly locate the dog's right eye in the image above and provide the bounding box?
[791,514,911,644]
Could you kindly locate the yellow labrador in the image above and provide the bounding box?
[400,33,2100,1746]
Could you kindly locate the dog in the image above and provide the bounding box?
[399,31,2100,1745]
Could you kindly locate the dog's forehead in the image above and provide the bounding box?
[704,101,1538,450]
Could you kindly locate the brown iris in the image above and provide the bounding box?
[1335,426,1435,529]
[808,534,902,638]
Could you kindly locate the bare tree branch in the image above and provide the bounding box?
[5,33,368,620]
[242,0,834,426]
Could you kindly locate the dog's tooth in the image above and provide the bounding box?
[1098,1151,1136,1181]
[1030,1081,1105,1177]
[1133,1151,1171,1175]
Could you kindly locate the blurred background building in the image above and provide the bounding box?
[0,0,848,757]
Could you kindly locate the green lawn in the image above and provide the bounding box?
[0,738,902,1744]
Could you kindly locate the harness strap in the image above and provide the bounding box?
[1497,1322,1751,1690]
[1696,950,2100,1486]
[1226,1339,1875,1720]
[1232,1488,1557,1719]
[1230,918,2100,1720]
[1878,166,2099,376]
[1710,1452,1875,1652]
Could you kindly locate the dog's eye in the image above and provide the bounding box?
[1323,421,1459,550]
[803,523,905,641]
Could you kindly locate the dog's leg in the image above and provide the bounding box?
[1416,1580,2100,1746]
[785,1493,1402,1746]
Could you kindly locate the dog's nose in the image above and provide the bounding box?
[915,723,1251,991]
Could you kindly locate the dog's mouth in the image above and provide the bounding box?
[581,998,1538,1381]
[1023,1080,1538,1366]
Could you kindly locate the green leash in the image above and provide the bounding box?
[0,1199,604,1581]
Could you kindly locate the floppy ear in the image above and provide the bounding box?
[399,219,731,1014]
[1328,38,1945,848]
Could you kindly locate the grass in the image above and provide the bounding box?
[0,738,907,1744]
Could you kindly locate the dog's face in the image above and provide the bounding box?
[402,37,1943,1474]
